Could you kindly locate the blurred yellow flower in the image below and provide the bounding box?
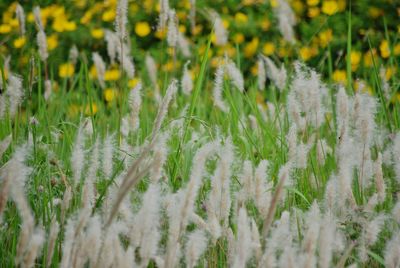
[104,88,116,102]
[81,11,93,24]
[307,0,319,6]
[128,78,140,88]
[385,67,396,81]
[299,46,316,61]
[322,1,338,15]
[270,0,278,8]
[91,28,104,39]
[318,29,333,48]
[85,103,98,115]
[13,36,26,48]
[263,42,275,55]
[260,19,271,31]
[179,25,186,33]
[68,104,80,117]
[337,0,346,11]
[244,38,259,58]
[233,33,245,44]
[47,34,58,50]
[308,7,320,18]
[89,65,97,78]
[102,9,116,22]
[292,1,305,15]
[192,25,202,35]
[333,69,346,84]
[235,12,248,24]
[104,69,121,81]
[155,29,166,39]
[394,44,400,56]
[350,51,361,71]
[380,40,390,58]
[354,80,373,95]
[135,22,151,37]
[363,49,377,67]
[368,7,383,18]
[0,24,12,34]
[64,21,77,31]
[59,63,75,78]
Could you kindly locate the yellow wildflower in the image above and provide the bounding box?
[0,24,12,34]
[128,78,140,88]
[64,21,77,31]
[318,29,333,48]
[380,40,390,58]
[307,0,319,6]
[394,44,400,56]
[300,47,314,61]
[47,34,58,50]
[59,63,75,78]
[263,42,275,56]
[91,28,104,39]
[333,70,346,85]
[85,103,98,116]
[89,65,97,79]
[244,38,259,58]
[104,88,116,102]
[385,67,396,81]
[368,7,383,18]
[135,22,151,37]
[260,19,271,31]
[104,69,121,81]
[233,33,245,44]
[322,1,338,15]
[308,7,320,18]
[363,49,377,67]
[13,36,26,48]
[102,9,116,22]
[234,12,248,24]
[350,51,361,71]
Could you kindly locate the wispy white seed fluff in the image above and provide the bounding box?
[70,124,86,186]
[207,139,234,225]
[152,79,178,139]
[92,52,106,88]
[177,31,191,57]
[211,11,228,46]
[213,64,229,112]
[262,56,287,91]
[129,82,142,132]
[102,134,115,178]
[275,0,296,44]
[0,135,12,159]
[384,233,400,268]
[44,80,52,101]
[115,0,128,41]
[6,74,24,117]
[69,45,79,65]
[46,218,60,267]
[257,56,266,90]
[167,9,178,48]
[158,0,170,30]
[225,59,244,92]
[145,53,158,88]
[393,133,400,182]
[105,30,118,64]
[33,6,43,30]
[15,4,26,35]
[232,207,253,268]
[181,61,193,95]
[37,29,48,62]
[186,230,207,268]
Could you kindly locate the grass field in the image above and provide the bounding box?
[1,0,400,267]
